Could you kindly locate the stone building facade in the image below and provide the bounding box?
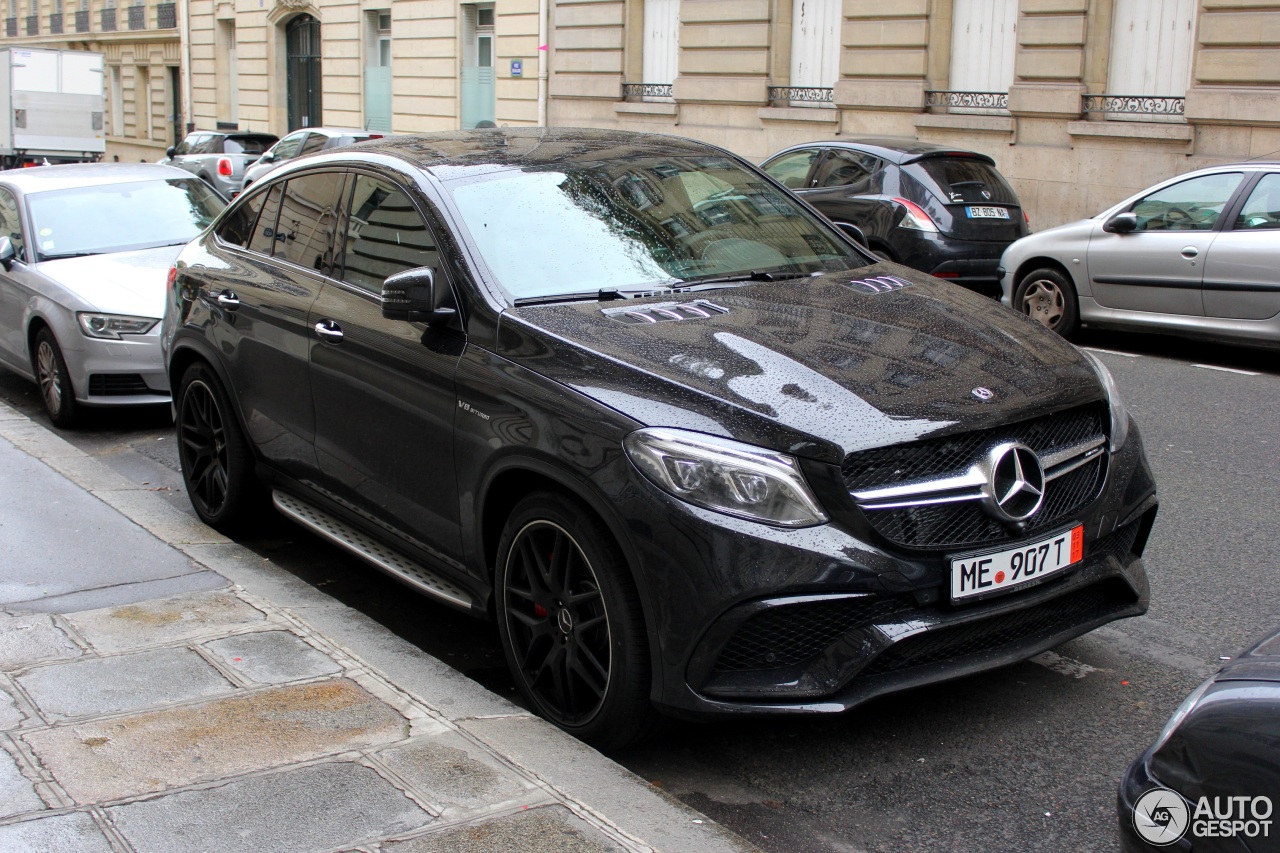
[0,0,182,162]
[547,0,1280,228]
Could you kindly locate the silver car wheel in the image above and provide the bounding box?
[36,339,63,417]
[1019,278,1065,329]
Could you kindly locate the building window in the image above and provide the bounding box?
[1100,0,1195,120]
[364,10,392,131]
[785,0,840,106]
[928,0,1017,113]
[639,0,678,101]
[110,66,124,136]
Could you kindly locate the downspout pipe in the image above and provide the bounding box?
[178,0,194,134]
[537,0,548,126]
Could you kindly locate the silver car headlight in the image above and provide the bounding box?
[624,428,829,528]
[1081,350,1130,451]
[77,313,159,340]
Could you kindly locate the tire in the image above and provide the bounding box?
[870,245,896,263]
[175,361,263,533]
[495,491,656,750]
[1014,266,1080,338]
[33,327,79,428]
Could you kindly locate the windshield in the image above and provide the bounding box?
[27,178,226,261]
[446,154,867,301]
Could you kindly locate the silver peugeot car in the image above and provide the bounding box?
[0,164,226,426]
[1001,162,1280,347]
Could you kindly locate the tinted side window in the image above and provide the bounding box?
[217,189,269,248]
[0,189,25,260]
[763,150,819,189]
[1234,173,1280,230]
[300,133,328,156]
[340,175,438,293]
[173,135,195,156]
[1131,172,1243,232]
[190,135,218,155]
[275,171,348,274]
[813,150,879,192]
[913,157,1018,205]
[271,133,307,162]
[247,184,285,255]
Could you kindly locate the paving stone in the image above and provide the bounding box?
[24,678,408,803]
[385,805,625,853]
[16,647,231,722]
[0,613,81,670]
[107,761,432,853]
[376,731,532,815]
[0,682,24,729]
[0,811,115,853]
[0,747,43,818]
[202,630,342,685]
[64,590,266,654]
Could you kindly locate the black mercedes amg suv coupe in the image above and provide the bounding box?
[162,129,1158,748]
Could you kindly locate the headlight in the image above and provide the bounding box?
[623,428,829,528]
[77,313,159,340]
[1151,675,1215,753]
[1081,350,1130,451]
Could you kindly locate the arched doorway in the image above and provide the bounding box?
[286,14,322,130]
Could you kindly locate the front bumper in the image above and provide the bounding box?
[618,424,1157,719]
[64,331,170,407]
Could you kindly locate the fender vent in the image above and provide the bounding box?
[846,275,912,294]
[603,300,729,325]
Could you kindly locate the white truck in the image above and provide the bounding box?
[0,47,106,169]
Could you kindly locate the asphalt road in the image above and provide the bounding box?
[1,327,1276,852]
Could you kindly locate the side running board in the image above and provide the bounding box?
[272,490,476,611]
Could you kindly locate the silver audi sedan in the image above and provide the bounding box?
[1001,162,1280,347]
[0,163,226,425]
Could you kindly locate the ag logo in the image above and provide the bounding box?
[1133,788,1190,846]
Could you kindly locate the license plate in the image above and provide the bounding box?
[967,206,1010,219]
[951,526,1084,602]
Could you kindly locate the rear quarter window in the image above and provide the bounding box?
[910,157,1018,205]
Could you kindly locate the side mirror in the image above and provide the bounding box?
[381,267,456,326]
[0,236,15,271]
[1103,212,1138,234]
[260,152,276,163]
[165,146,176,159]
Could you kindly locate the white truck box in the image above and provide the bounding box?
[0,47,106,167]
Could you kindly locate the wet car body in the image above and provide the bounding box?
[1119,627,1280,852]
[762,138,1029,297]
[163,130,1156,743]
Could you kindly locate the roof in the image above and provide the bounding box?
[349,127,717,177]
[0,162,197,194]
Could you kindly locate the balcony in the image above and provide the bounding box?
[1082,94,1185,117]
[49,12,62,33]
[622,83,674,101]
[156,1,174,27]
[24,14,38,35]
[768,86,834,106]
[100,8,116,30]
[74,9,88,31]
[127,4,145,30]
[925,90,1010,112]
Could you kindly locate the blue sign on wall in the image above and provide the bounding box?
[510,60,523,78]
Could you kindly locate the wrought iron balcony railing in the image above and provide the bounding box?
[127,4,145,29]
[622,82,673,100]
[100,8,116,30]
[156,2,175,28]
[49,12,62,33]
[74,9,88,31]
[769,86,833,104]
[926,90,1009,110]
[1082,94,1185,116]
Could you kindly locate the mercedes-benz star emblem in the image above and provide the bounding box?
[982,442,1045,522]
[972,387,994,401]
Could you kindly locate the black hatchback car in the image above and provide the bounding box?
[162,129,1157,749]
[761,139,1029,296]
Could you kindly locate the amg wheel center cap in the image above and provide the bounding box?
[981,442,1046,522]
[557,608,574,634]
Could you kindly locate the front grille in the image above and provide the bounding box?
[712,595,915,673]
[845,403,1108,550]
[1093,520,1141,564]
[862,579,1135,678]
[843,404,1105,492]
[88,374,159,396]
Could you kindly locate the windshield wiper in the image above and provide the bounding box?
[513,284,681,307]
[679,268,793,287]
[39,251,102,261]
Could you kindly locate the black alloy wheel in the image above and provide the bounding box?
[33,327,78,428]
[176,362,260,532]
[495,492,654,749]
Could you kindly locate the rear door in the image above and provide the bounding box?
[1201,171,1280,320]
[307,171,466,566]
[1087,170,1244,316]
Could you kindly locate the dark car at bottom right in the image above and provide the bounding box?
[1120,626,1280,852]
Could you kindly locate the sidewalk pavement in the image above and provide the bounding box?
[0,399,758,853]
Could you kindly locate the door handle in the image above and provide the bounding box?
[313,320,344,342]
[215,290,240,309]
[1181,246,1199,259]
